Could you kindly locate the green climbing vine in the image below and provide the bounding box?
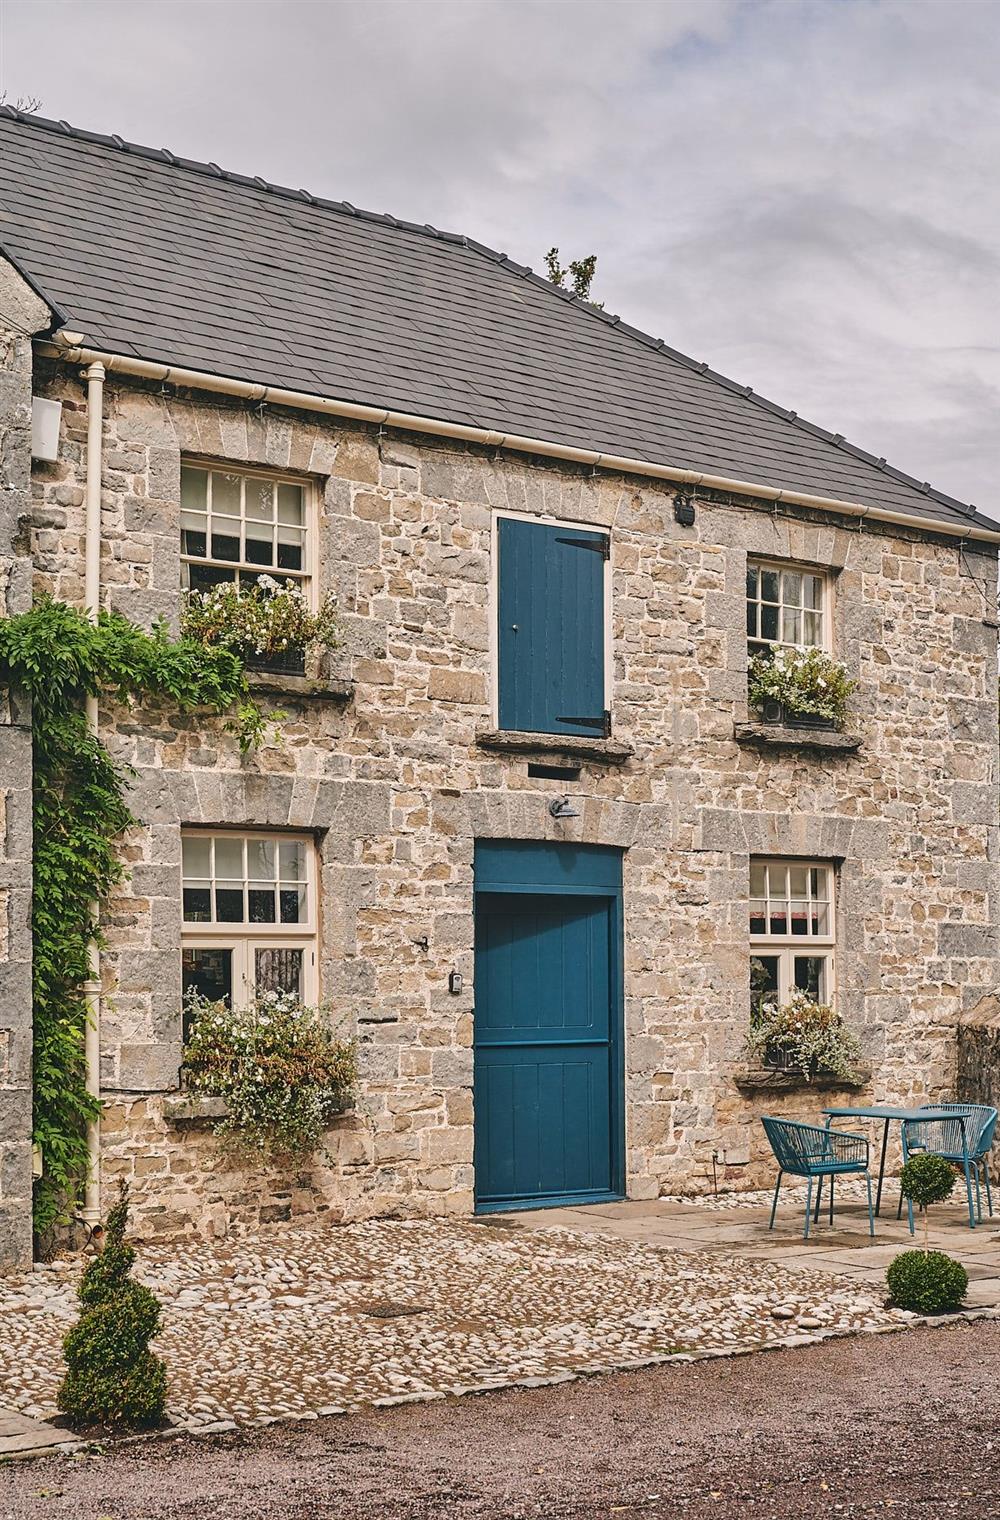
[0,596,265,1238]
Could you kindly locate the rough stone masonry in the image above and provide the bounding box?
[4,341,999,1256]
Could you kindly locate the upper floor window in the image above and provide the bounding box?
[180,464,310,597]
[496,514,609,737]
[749,858,835,1017]
[180,830,317,1026]
[746,562,827,660]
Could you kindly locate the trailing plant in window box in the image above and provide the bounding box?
[745,991,863,1083]
[0,597,271,1238]
[181,576,339,675]
[182,990,356,1163]
[748,646,854,729]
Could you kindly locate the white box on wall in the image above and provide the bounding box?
[31,396,61,461]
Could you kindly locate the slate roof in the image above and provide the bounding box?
[0,108,993,535]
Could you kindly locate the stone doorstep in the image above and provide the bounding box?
[0,1411,80,1462]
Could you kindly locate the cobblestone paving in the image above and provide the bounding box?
[0,1218,906,1433]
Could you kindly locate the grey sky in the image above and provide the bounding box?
[2,0,997,513]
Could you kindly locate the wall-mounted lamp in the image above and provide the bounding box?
[548,796,581,820]
[673,493,696,527]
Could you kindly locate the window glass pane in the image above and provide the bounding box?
[280,886,307,924]
[782,570,802,606]
[794,955,827,1001]
[181,527,207,559]
[188,563,235,593]
[182,887,211,922]
[183,947,233,1010]
[181,467,207,511]
[788,866,808,898]
[804,575,823,610]
[276,532,304,572]
[248,886,276,923]
[246,480,274,521]
[213,473,241,516]
[255,946,303,999]
[746,603,758,638]
[749,899,767,935]
[750,955,780,1021]
[211,531,240,562]
[215,887,244,923]
[803,610,821,646]
[746,566,758,598]
[247,838,276,880]
[781,607,802,644]
[761,603,779,641]
[761,569,780,603]
[789,899,809,936]
[214,837,244,880]
[277,484,304,526]
[812,902,830,935]
[279,841,305,880]
[749,861,767,898]
[769,901,788,935]
[245,519,274,566]
[182,836,211,877]
[810,868,827,899]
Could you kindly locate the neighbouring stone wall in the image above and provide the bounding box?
[0,260,46,1267]
[26,361,1000,1241]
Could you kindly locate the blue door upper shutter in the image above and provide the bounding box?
[497,517,608,736]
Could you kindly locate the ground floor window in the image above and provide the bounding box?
[749,858,835,1017]
[181,830,318,1029]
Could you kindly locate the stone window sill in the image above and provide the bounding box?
[476,729,634,765]
[735,722,862,754]
[247,673,354,704]
[163,1094,230,1125]
[733,1065,871,1095]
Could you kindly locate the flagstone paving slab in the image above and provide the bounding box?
[0,1216,904,1441]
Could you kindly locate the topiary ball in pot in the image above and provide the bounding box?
[886,1249,968,1314]
[57,1180,167,1430]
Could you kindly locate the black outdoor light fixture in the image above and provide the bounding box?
[673,493,696,527]
[548,796,581,820]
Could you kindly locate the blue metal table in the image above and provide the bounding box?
[821,1105,967,1222]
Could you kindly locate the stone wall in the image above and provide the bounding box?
[26,362,1000,1240]
[0,260,47,1266]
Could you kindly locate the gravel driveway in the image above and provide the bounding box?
[1,1319,997,1519]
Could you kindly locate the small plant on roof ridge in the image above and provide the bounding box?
[57,1180,167,1429]
[545,247,601,306]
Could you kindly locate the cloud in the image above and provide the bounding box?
[1,0,998,511]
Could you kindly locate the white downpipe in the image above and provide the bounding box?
[39,338,1000,546]
[82,361,105,1225]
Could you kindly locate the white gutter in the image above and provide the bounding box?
[38,338,1000,546]
[81,359,105,1225]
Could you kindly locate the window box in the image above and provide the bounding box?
[734,1065,871,1095]
[758,698,835,731]
[245,646,306,678]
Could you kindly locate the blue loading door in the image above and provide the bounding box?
[473,846,623,1211]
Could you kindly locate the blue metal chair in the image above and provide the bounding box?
[761,1116,875,1240]
[899,1103,998,1233]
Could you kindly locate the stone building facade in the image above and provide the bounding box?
[1,110,999,1266]
[15,356,1000,1246]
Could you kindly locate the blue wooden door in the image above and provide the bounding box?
[474,876,621,1210]
[497,517,607,737]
